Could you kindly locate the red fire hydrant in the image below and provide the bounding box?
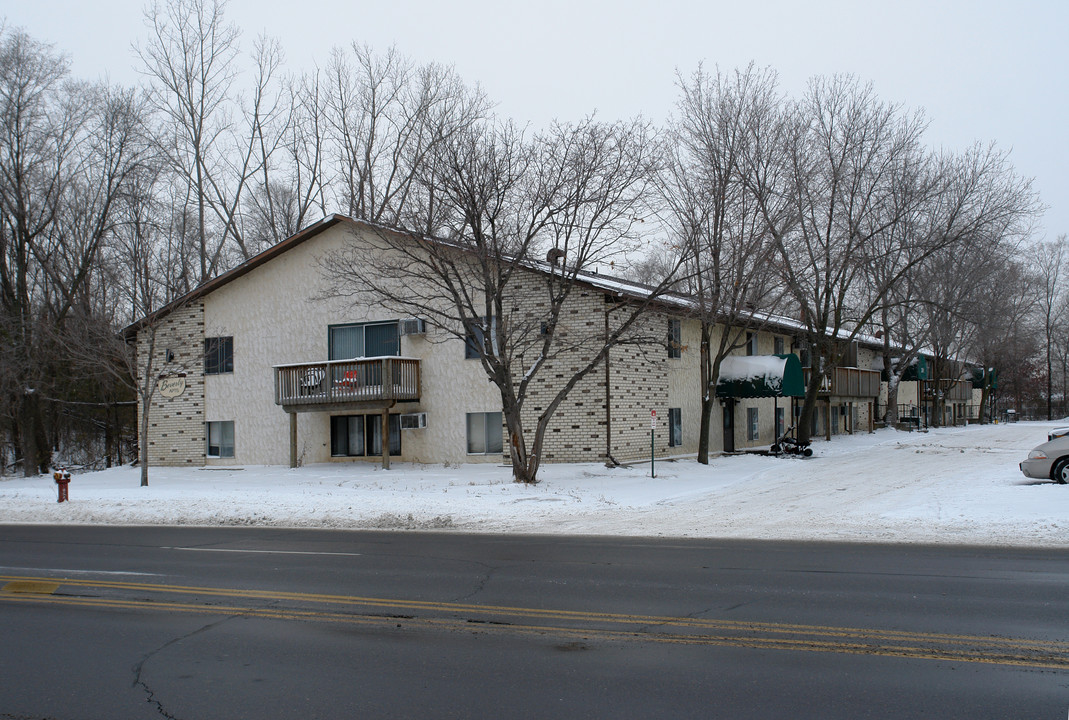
[53,468,71,503]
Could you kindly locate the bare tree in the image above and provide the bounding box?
[869,143,1039,424]
[0,24,151,474]
[138,0,289,278]
[970,258,1039,418]
[664,64,787,463]
[324,43,489,231]
[1029,235,1067,420]
[247,69,327,244]
[137,0,238,281]
[0,28,78,474]
[322,117,679,483]
[750,75,954,443]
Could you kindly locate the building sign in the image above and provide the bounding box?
[158,374,187,398]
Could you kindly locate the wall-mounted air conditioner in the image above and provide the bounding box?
[400,412,427,430]
[400,318,426,336]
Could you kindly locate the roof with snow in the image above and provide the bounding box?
[123,214,890,351]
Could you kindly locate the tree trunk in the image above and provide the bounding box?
[140,402,151,487]
[105,408,114,469]
[18,393,51,476]
[139,329,157,487]
[885,374,901,426]
[697,323,714,464]
[503,396,536,484]
[796,377,822,445]
[1047,337,1053,421]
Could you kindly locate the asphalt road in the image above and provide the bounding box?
[0,525,1067,719]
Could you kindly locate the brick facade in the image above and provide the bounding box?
[137,301,206,466]
[508,273,669,464]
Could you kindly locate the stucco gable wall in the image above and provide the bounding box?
[200,223,501,466]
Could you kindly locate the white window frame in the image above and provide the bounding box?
[747,407,759,441]
[668,408,682,447]
[465,317,499,360]
[206,421,235,458]
[204,336,233,375]
[328,321,400,360]
[466,412,503,454]
[668,319,682,359]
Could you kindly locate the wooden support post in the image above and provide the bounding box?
[825,398,832,441]
[289,411,298,469]
[381,409,390,470]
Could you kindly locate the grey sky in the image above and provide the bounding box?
[6,0,1066,240]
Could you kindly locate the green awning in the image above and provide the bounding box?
[901,356,929,381]
[715,354,806,398]
[970,366,996,389]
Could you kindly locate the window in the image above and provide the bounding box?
[329,322,400,360]
[331,414,401,457]
[746,332,758,356]
[668,319,682,359]
[467,412,503,454]
[206,421,235,458]
[465,317,498,360]
[747,407,759,441]
[668,408,682,447]
[204,337,233,374]
[843,341,859,368]
[774,336,785,355]
[776,407,785,440]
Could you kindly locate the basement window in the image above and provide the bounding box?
[467,412,503,454]
[206,421,235,458]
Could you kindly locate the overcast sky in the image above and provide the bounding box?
[5,0,1066,240]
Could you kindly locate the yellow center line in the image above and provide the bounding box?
[1,574,1066,670]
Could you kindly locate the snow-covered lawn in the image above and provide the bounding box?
[1,421,1066,547]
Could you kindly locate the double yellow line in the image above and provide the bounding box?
[4,575,1068,670]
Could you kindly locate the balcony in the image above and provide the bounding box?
[921,378,972,402]
[274,357,421,411]
[804,366,882,398]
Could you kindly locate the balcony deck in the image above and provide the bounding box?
[804,366,882,398]
[274,357,421,411]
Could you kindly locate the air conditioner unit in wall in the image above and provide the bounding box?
[400,318,426,336]
[400,412,427,430]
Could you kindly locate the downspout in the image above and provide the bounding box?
[604,303,621,467]
[381,400,397,470]
[602,294,624,465]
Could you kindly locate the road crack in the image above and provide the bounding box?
[452,562,498,603]
[132,615,240,719]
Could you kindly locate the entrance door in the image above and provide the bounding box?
[722,401,735,453]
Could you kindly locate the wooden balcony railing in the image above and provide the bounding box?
[804,367,882,398]
[921,378,972,402]
[274,357,421,408]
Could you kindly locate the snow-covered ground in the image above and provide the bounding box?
[1,421,1066,547]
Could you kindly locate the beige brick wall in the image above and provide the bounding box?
[137,301,206,466]
[506,277,608,463]
[606,310,669,462]
[505,272,671,464]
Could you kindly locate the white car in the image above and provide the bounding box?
[1020,434,1069,484]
